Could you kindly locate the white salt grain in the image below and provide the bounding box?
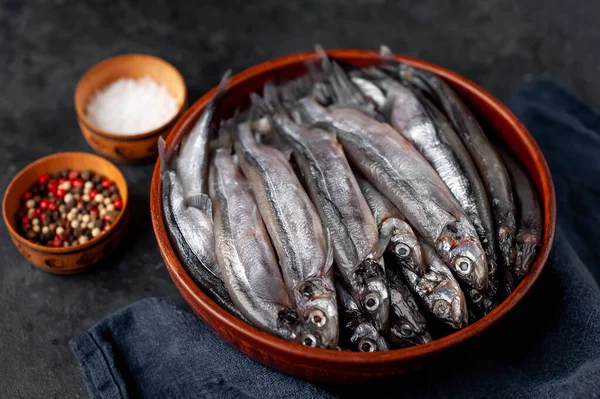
[86,76,178,135]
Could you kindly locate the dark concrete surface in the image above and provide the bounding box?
[1,0,599,397]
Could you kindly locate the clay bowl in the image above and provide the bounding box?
[74,54,187,164]
[149,49,556,383]
[3,152,129,274]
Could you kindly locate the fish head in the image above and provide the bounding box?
[294,278,339,349]
[350,322,390,352]
[514,232,540,279]
[467,288,496,317]
[424,275,468,329]
[441,220,488,291]
[388,316,432,348]
[390,232,426,276]
[354,258,390,332]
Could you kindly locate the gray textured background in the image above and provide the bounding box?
[1,0,599,397]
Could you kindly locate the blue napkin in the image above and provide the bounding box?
[71,79,600,399]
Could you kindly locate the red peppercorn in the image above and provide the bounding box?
[113,199,123,210]
[90,189,98,199]
[52,235,63,248]
[68,170,79,180]
[40,213,48,223]
[31,208,41,218]
[48,203,58,211]
[47,179,58,193]
[40,199,49,210]
[21,216,30,225]
[103,214,111,222]
[101,179,111,189]
[23,191,33,200]
[72,178,84,188]
[39,173,51,185]
[56,189,66,199]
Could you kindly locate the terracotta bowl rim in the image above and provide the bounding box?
[74,53,187,141]
[3,151,129,254]
[150,49,556,364]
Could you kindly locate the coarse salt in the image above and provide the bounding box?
[86,76,178,135]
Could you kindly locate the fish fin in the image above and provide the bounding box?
[187,193,213,217]
[251,204,261,227]
[323,228,335,275]
[158,136,172,174]
[212,118,234,153]
[263,82,288,116]
[376,218,396,259]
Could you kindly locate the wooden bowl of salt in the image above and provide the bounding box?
[74,54,187,164]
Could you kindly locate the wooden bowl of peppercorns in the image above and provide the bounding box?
[2,152,129,274]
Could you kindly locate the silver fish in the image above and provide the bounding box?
[335,281,389,352]
[386,265,432,348]
[234,119,339,349]
[176,70,231,201]
[402,240,468,329]
[160,153,243,320]
[497,146,542,279]
[356,175,426,277]
[386,52,517,278]
[209,148,302,340]
[295,98,488,292]
[260,85,389,332]
[420,96,500,298]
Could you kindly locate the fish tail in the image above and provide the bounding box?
[314,43,332,74]
[262,82,288,116]
[158,136,172,174]
[249,91,273,119]
[213,69,233,103]
[379,45,397,66]
[211,117,235,154]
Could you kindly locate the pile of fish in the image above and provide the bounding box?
[159,46,542,352]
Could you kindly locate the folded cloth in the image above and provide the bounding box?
[71,79,600,399]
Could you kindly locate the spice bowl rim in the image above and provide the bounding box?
[74,53,187,141]
[3,151,129,254]
[149,49,556,381]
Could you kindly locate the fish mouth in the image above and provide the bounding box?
[352,323,389,352]
[389,323,432,348]
[450,296,468,329]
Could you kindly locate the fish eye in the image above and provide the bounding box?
[399,324,415,337]
[433,300,450,317]
[364,293,380,312]
[471,291,482,303]
[358,339,376,352]
[301,333,317,347]
[454,257,472,275]
[308,309,327,328]
[395,243,410,258]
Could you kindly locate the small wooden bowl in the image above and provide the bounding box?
[150,50,557,382]
[74,54,187,164]
[3,152,129,274]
